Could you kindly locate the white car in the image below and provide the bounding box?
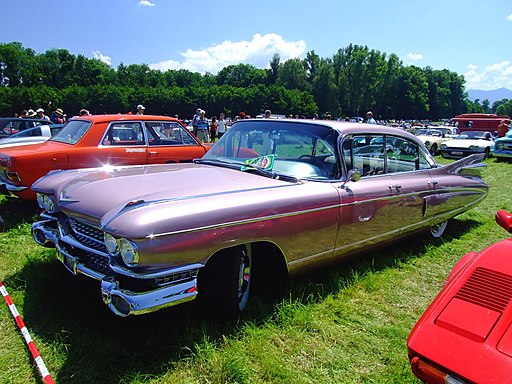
[439,130,495,159]
[0,124,63,148]
[416,129,449,155]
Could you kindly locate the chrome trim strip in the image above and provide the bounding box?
[0,180,28,192]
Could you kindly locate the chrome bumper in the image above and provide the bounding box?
[32,220,199,317]
[0,180,27,196]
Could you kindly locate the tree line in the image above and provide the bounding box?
[1,41,510,120]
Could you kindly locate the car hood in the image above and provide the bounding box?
[408,238,512,381]
[443,139,494,148]
[33,163,326,238]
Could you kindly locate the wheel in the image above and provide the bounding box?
[198,245,252,319]
[484,147,490,159]
[430,221,448,238]
[429,143,437,155]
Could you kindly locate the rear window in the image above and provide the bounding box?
[51,120,92,144]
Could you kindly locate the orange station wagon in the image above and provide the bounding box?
[0,114,211,200]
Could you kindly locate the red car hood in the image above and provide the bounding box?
[408,238,512,382]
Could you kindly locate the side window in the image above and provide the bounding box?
[103,123,144,146]
[145,122,197,146]
[344,134,385,176]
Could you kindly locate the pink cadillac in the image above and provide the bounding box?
[31,119,488,317]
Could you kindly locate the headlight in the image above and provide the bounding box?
[104,233,118,255]
[440,144,447,149]
[424,140,430,146]
[119,238,139,266]
[496,143,503,150]
[42,194,55,213]
[469,145,481,151]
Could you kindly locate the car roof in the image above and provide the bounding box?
[71,114,181,124]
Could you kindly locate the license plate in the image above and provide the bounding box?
[452,151,463,156]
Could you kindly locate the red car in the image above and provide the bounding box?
[0,114,210,200]
[408,210,512,383]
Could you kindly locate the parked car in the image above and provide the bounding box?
[0,124,63,148]
[415,129,449,155]
[492,130,512,161]
[408,210,512,384]
[0,115,210,200]
[439,130,495,159]
[0,117,53,137]
[31,119,488,318]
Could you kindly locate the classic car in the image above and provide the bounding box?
[31,119,488,318]
[439,130,495,159]
[408,210,512,384]
[0,124,63,148]
[0,115,210,200]
[0,117,53,137]
[415,129,449,155]
[492,130,512,161]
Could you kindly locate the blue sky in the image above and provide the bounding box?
[2,0,511,91]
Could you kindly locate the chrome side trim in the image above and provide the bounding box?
[0,180,27,192]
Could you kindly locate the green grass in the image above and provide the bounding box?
[0,157,510,384]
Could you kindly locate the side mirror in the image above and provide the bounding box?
[347,168,361,182]
[496,210,512,233]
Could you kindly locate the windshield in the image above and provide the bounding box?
[201,120,340,180]
[51,120,92,144]
[456,131,491,140]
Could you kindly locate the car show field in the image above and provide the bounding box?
[0,140,509,383]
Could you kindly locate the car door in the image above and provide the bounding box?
[335,134,403,255]
[144,121,208,164]
[385,136,436,235]
[98,122,148,165]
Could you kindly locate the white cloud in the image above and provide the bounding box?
[149,33,306,74]
[92,50,112,66]
[138,0,155,6]
[406,52,423,61]
[464,61,512,90]
[507,13,512,21]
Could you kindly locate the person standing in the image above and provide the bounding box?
[264,109,272,118]
[36,108,50,121]
[498,119,511,137]
[217,112,227,139]
[366,111,377,124]
[195,109,210,143]
[136,105,145,115]
[210,116,218,143]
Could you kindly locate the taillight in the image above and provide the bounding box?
[410,356,466,384]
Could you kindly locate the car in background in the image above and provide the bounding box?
[415,129,449,155]
[439,130,495,159]
[0,115,210,200]
[492,130,512,161]
[31,119,488,318]
[0,124,64,148]
[408,210,512,384]
[0,117,52,137]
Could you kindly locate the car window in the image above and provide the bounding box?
[102,123,144,146]
[52,120,92,144]
[343,134,431,176]
[144,122,197,146]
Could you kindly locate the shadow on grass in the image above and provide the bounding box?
[0,197,39,231]
[2,215,483,383]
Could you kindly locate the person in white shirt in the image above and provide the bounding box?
[217,112,228,139]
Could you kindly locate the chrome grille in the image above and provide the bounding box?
[455,267,512,313]
[68,218,107,253]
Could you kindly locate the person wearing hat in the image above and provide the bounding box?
[26,109,36,118]
[36,108,50,121]
[365,111,376,124]
[136,104,146,115]
[195,109,210,143]
[50,108,65,124]
[192,108,202,136]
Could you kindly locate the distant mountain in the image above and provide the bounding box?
[466,87,512,104]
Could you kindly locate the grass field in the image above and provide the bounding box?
[0,156,510,384]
